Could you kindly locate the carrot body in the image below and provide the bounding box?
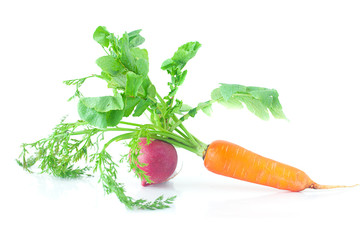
[203,140,352,191]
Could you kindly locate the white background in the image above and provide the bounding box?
[1,0,360,239]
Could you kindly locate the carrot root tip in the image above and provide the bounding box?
[309,183,359,190]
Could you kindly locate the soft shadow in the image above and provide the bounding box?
[205,186,358,218]
[130,180,177,199]
[34,174,99,201]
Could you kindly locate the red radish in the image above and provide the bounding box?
[135,138,178,186]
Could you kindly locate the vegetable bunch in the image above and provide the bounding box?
[18,26,287,210]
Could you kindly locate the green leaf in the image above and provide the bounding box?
[146,84,156,99]
[130,48,149,76]
[247,87,278,104]
[93,26,110,48]
[198,101,212,116]
[177,70,187,86]
[96,71,126,90]
[161,41,201,102]
[219,84,247,101]
[269,97,287,119]
[128,29,145,48]
[110,74,127,89]
[160,59,174,71]
[179,104,192,113]
[131,47,148,61]
[242,97,271,120]
[211,88,243,108]
[119,33,136,71]
[125,72,144,97]
[172,41,201,70]
[123,96,141,117]
[133,99,152,117]
[96,71,112,81]
[212,83,286,120]
[139,77,155,98]
[161,41,201,71]
[135,58,149,77]
[96,56,125,76]
[80,96,124,112]
[78,101,123,128]
[188,108,197,117]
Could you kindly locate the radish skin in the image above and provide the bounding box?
[136,138,178,186]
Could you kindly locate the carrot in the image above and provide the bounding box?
[203,140,357,191]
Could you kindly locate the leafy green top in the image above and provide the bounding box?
[18,26,286,210]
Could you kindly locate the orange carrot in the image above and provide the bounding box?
[203,140,356,191]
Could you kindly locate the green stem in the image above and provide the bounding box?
[118,121,144,127]
[174,128,188,139]
[170,115,199,147]
[102,46,110,56]
[155,93,195,142]
[103,132,136,150]
[149,130,193,148]
[178,123,197,145]
[156,92,166,105]
[152,135,202,156]
[156,91,207,153]
[99,126,203,156]
[110,127,139,132]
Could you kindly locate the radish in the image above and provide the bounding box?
[135,138,178,186]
